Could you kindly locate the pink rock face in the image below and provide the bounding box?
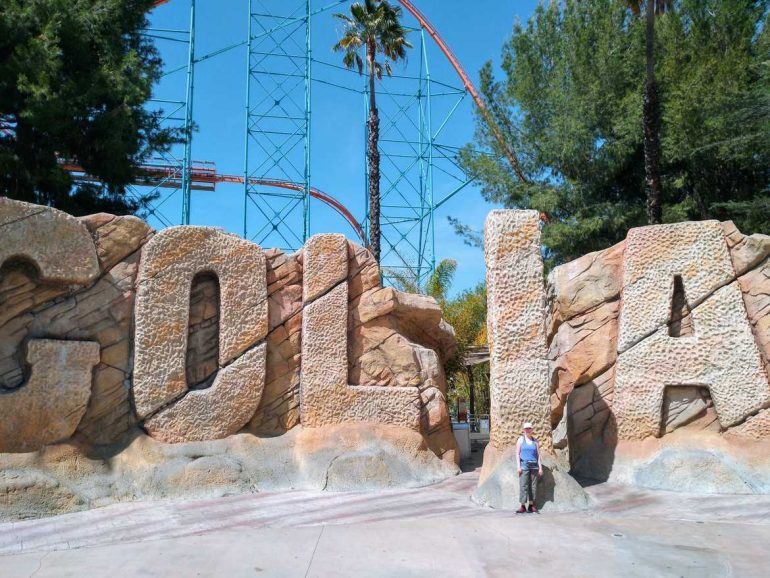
[544,218,770,476]
[300,234,421,431]
[0,200,151,447]
[0,198,99,285]
[0,201,456,463]
[247,240,457,462]
[547,240,624,339]
[737,250,770,375]
[613,222,769,440]
[549,299,619,427]
[143,344,267,443]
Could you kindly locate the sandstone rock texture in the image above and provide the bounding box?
[0,424,458,521]
[133,226,268,420]
[0,200,458,518]
[0,340,100,452]
[0,198,99,285]
[545,218,770,489]
[483,210,770,495]
[484,210,551,452]
[614,223,769,440]
[301,234,421,430]
[1,201,152,447]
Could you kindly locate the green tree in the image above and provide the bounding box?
[458,0,770,267]
[626,1,673,224]
[0,0,180,215]
[333,0,411,263]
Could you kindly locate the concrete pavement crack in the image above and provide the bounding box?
[303,525,325,578]
[29,550,50,578]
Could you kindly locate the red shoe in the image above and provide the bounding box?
[515,505,527,514]
[528,504,538,513]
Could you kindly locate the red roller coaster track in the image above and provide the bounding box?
[63,162,366,242]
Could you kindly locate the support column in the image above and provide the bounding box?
[484,210,551,453]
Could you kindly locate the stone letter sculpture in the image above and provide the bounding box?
[132,227,268,442]
[484,210,551,450]
[613,221,770,439]
[0,197,99,284]
[300,234,421,428]
[0,340,100,452]
[0,198,101,452]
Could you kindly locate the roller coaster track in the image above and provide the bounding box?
[62,162,366,243]
[67,1,525,245]
[149,0,527,180]
[395,0,527,183]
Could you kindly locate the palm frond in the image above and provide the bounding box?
[332,0,412,77]
[425,259,457,302]
[333,13,356,26]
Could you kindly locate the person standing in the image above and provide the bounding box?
[516,422,542,513]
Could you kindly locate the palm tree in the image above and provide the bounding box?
[387,258,457,303]
[333,0,412,263]
[628,0,673,224]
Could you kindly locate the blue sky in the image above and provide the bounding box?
[146,0,540,295]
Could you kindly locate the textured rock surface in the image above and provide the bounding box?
[608,432,770,494]
[614,222,769,440]
[565,368,617,480]
[132,226,268,422]
[0,198,99,285]
[484,210,551,451]
[547,240,624,338]
[246,248,303,436]
[727,409,770,441]
[0,340,100,452]
[143,344,267,443]
[617,221,736,352]
[1,211,151,445]
[0,424,458,521]
[0,201,459,516]
[721,220,770,277]
[661,386,719,434]
[738,254,770,374]
[549,299,619,427]
[543,218,770,488]
[1,204,455,437]
[473,444,589,511]
[300,234,421,430]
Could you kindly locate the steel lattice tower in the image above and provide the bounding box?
[122,0,482,287]
[244,0,312,249]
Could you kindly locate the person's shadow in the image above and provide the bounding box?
[535,466,556,509]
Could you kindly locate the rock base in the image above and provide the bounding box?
[472,444,590,512]
[607,430,770,494]
[0,423,459,522]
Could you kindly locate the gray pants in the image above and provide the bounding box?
[519,466,538,504]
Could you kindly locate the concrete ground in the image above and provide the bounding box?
[1,462,769,578]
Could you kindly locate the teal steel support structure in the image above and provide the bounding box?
[243,0,312,249]
[130,0,196,229]
[137,0,476,287]
[180,0,196,225]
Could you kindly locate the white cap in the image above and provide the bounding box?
[523,422,533,430]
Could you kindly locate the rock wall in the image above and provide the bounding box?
[0,199,458,519]
[546,218,770,489]
[480,210,770,501]
[476,210,588,511]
